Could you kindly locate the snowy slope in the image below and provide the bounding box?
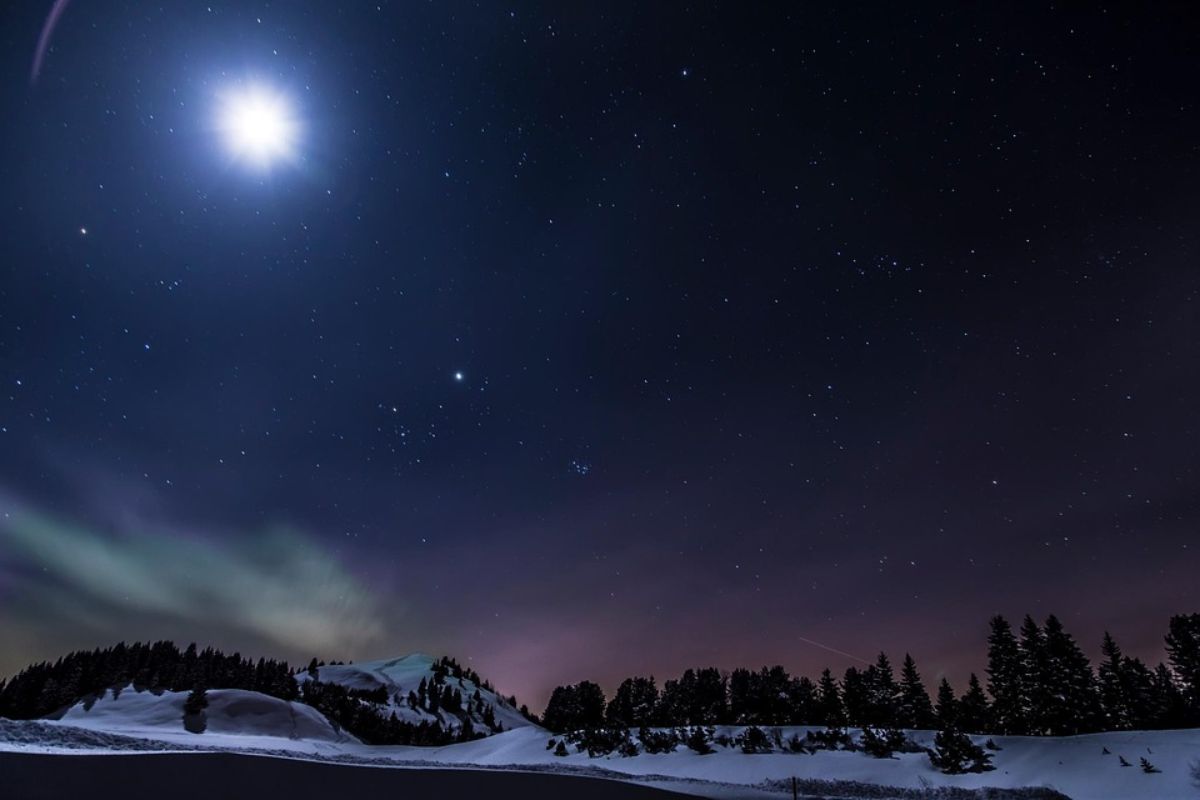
[298,653,532,733]
[7,719,1199,799]
[58,686,355,744]
[316,724,1195,800]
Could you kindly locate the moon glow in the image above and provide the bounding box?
[216,85,300,169]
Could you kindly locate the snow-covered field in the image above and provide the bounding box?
[2,655,1197,799]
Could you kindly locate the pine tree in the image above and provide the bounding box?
[897,654,935,729]
[543,681,605,732]
[1165,613,1200,721]
[841,667,868,726]
[574,681,606,728]
[957,673,991,734]
[728,668,753,723]
[986,616,1025,734]
[1120,657,1155,730]
[928,729,994,774]
[607,676,659,727]
[788,675,817,724]
[542,685,580,732]
[1041,615,1101,735]
[685,726,713,754]
[1018,615,1048,734]
[692,668,728,724]
[934,678,958,730]
[1099,632,1131,730]
[184,685,208,715]
[815,668,844,726]
[864,653,900,727]
[183,685,208,734]
[1149,663,1188,729]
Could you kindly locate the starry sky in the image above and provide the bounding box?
[1,2,1197,710]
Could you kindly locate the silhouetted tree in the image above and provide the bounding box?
[897,654,934,729]
[606,676,659,727]
[1165,613,1200,721]
[815,668,844,725]
[929,729,994,774]
[986,616,1025,734]
[841,667,868,726]
[934,678,958,730]
[1040,615,1101,735]
[957,673,991,734]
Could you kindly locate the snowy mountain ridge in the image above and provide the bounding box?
[296,652,534,734]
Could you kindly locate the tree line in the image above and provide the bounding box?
[0,642,504,746]
[542,613,1200,735]
[0,641,297,720]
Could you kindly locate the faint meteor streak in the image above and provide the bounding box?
[796,634,872,665]
[31,0,72,84]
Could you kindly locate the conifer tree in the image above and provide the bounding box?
[1098,632,1131,730]
[184,685,208,716]
[606,676,659,727]
[897,654,935,729]
[1040,615,1101,735]
[1017,615,1048,734]
[864,653,900,727]
[1165,613,1200,720]
[841,667,868,726]
[1149,663,1188,729]
[934,677,957,730]
[542,685,580,733]
[728,668,753,723]
[957,673,991,734]
[1120,657,1155,730]
[986,616,1025,734]
[815,668,844,726]
[788,675,817,724]
[183,685,208,734]
[692,668,728,724]
[928,729,994,774]
[574,681,607,728]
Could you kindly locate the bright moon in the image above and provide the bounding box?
[216,85,299,168]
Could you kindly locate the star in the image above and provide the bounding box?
[454,371,464,382]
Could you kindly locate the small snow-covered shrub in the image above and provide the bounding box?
[785,732,811,753]
[617,736,640,757]
[553,739,569,757]
[638,726,680,754]
[566,726,634,757]
[860,726,913,758]
[685,726,714,754]
[805,726,854,751]
[737,725,773,753]
[928,729,994,774]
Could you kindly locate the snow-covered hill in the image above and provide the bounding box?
[297,653,533,734]
[6,713,1199,799]
[57,686,354,744]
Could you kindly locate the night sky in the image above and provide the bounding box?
[1,2,1197,710]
